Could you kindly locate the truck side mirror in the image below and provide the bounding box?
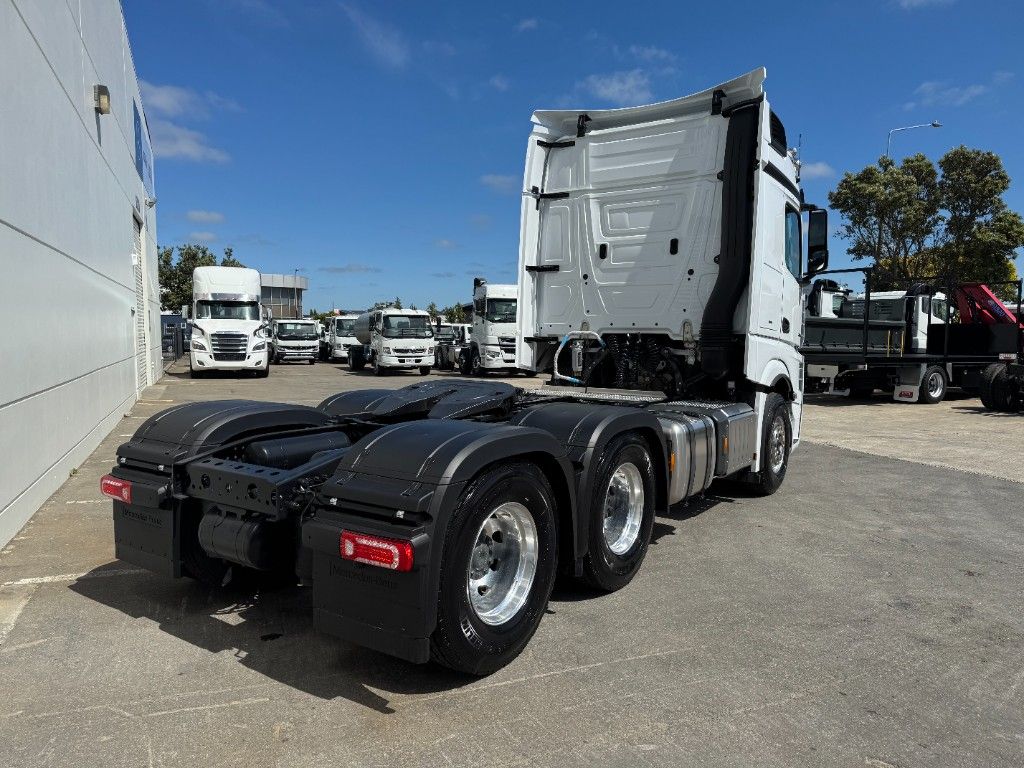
[180,304,190,320]
[806,209,829,276]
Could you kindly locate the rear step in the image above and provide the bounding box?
[535,385,667,404]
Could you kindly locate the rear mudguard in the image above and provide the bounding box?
[117,399,333,469]
[301,418,574,663]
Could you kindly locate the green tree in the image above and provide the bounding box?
[393,296,403,309]
[933,146,1024,293]
[220,247,245,267]
[828,153,941,289]
[441,304,466,323]
[157,244,246,311]
[830,148,1023,295]
[426,301,440,319]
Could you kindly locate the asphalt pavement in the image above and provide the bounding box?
[1,358,1022,768]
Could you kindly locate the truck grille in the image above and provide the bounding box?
[498,336,516,354]
[393,347,426,355]
[211,332,248,362]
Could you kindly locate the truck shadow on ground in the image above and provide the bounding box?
[69,492,725,714]
[69,564,470,714]
[805,390,978,408]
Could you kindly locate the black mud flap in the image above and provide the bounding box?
[113,501,182,579]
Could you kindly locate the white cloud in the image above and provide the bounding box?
[904,80,987,111]
[186,210,225,224]
[897,0,954,8]
[434,238,459,250]
[627,45,676,64]
[341,4,409,69]
[470,213,492,230]
[800,162,835,180]
[579,69,652,106]
[515,18,538,32]
[189,231,217,242]
[489,74,510,91]
[431,271,456,278]
[149,119,230,163]
[140,80,241,119]
[480,174,519,194]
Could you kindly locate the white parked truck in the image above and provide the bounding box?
[187,266,270,378]
[270,318,319,364]
[327,314,359,362]
[105,69,830,677]
[347,307,435,375]
[462,279,519,375]
[434,321,472,370]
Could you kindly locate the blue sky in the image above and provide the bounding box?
[125,0,1022,311]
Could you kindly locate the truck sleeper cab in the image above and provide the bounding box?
[187,266,270,378]
[104,69,829,676]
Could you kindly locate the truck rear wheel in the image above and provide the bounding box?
[751,392,791,496]
[982,363,1020,412]
[430,462,558,676]
[980,363,1004,410]
[372,355,384,376]
[419,366,431,376]
[918,366,947,404]
[580,433,656,592]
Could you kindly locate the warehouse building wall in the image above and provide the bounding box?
[0,0,159,546]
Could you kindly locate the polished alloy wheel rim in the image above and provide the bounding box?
[927,372,943,397]
[467,502,538,626]
[602,462,644,555]
[769,415,787,473]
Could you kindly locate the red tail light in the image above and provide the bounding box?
[340,531,413,572]
[100,475,132,504]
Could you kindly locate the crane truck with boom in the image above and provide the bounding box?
[101,69,828,675]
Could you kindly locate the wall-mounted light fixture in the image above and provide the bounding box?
[93,84,111,115]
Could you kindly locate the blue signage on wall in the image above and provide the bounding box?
[133,101,155,198]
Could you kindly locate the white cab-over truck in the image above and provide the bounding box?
[325,315,359,362]
[104,69,829,677]
[186,266,270,378]
[270,318,319,364]
[462,279,520,375]
[347,307,435,375]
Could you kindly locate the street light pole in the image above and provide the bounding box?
[875,121,943,281]
[886,120,942,158]
[293,268,299,318]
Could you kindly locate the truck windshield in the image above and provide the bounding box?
[382,315,433,338]
[195,301,260,321]
[334,319,355,334]
[276,323,318,340]
[485,299,517,323]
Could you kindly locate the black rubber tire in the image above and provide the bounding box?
[918,365,947,404]
[988,365,1021,412]
[373,355,383,376]
[419,366,431,376]
[189,359,204,379]
[980,363,1004,410]
[470,348,486,377]
[308,358,315,365]
[430,462,558,676]
[459,350,472,375]
[257,362,270,378]
[580,433,656,593]
[848,386,874,399]
[181,511,233,587]
[750,392,792,496]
